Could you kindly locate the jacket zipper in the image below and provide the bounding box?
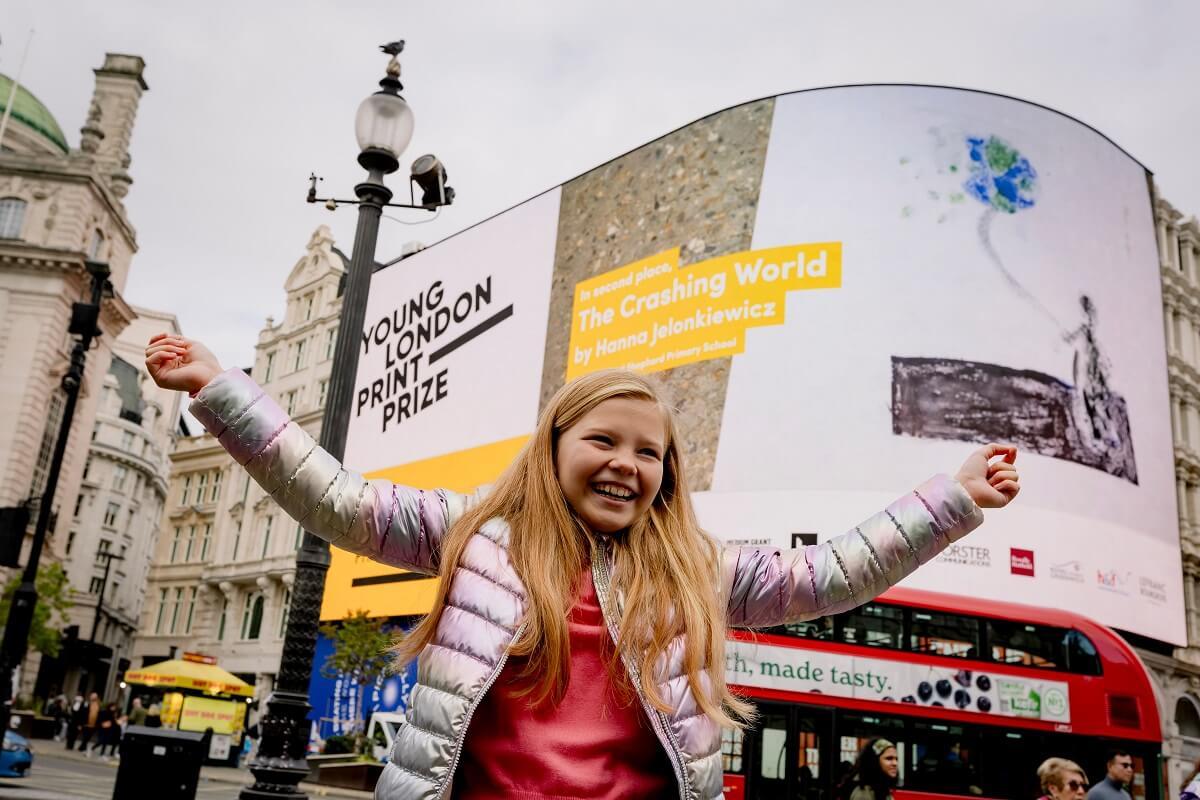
[434,621,527,800]
[590,540,691,800]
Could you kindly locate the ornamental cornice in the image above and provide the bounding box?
[1157,197,1185,224]
[0,156,138,245]
[1169,356,1200,389]
[1177,455,1200,484]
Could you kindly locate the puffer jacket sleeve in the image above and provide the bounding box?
[722,474,982,628]
[188,368,475,574]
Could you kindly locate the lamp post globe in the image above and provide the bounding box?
[355,89,413,174]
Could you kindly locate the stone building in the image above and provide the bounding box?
[131,226,344,699]
[1146,192,1200,794]
[0,54,178,699]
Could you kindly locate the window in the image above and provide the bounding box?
[324,328,337,360]
[154,588,168,633]
[317,380,329,408]
[113,465,128,492]
[988,619,1063,669]
[169,527,182,563]
[103,502,120,527]
[232,521,242,561]
[279,588,292,637]
[910,610,980,659]
[292,339,307,372]
[95,539,112,565]
[121,431,135,450]
[842,603,904,649]
[295,522,304,551]
[169,587,183,633]
[261,515,273,558]
[184,525,196,561]
[0,197,27,239]
[210,471,221,502]
[66,531,76,555]
[242,593,264,640]
[89,576,104,595]
[88,229,105,259]
[183,587,197,633]
[200,523,212,561]
[181,475,192,505]
[197,473,208,503]
[264,351,277,382]
[83,455,93,480]
[73,494,85,518]
[30,391,65,497]
[217,598,228,641]
[283,389,298,415]
[304,293,314,321]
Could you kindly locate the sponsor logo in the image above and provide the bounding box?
[1049,560,1085,583]
[726,538,771,547]
[1009,548,1035,577]
[1096,569,1131,594]
[1044,688,1068,717]
[1139,576,1167,604]
[938,544,992,568]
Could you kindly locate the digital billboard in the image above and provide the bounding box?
[330,85,1182,644]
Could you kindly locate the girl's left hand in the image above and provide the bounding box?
[954,443,1020,509]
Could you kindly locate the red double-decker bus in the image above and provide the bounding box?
[721,587,1162,799]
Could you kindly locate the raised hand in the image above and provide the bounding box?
[144,333,223,395]
[954,443,1020,509]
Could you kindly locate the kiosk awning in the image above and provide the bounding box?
[124,658,254,697]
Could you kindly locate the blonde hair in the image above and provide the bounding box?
[1037,757,1088,792]
[393,368,753,729]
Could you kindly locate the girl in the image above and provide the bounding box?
[145,333,1019,800]
[837,738,899,800]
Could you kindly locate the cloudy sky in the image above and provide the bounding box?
[5,1,1198,371]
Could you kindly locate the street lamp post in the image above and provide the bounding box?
[240,42,453,799]
[0,260,112,735]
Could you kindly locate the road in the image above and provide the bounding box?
[0,750,249,800]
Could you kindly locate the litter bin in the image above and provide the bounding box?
[113,725,211,800]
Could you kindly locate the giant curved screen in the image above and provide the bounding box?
[331,85,1182,645]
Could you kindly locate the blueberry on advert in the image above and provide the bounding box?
[901,696,917,704]
[977,696,992,712]
[954,689,971,709]
[976,674,992,692]
[931,701,945,707]
[882,696,895,703]
[917,682,933,701]
[935,679,952,698]
[954,669,972,687]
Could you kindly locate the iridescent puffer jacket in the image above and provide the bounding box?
[191,368,984,800]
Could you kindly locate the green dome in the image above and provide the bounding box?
[0,74,69,154]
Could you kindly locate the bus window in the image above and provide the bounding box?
[841,603,903,649]
[721,727,744,774]
[1063,629,1102,675]
[778,615,836,642]
[988,619,1063,669]
[910,610,980,659]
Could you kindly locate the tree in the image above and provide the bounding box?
[0,563,73,658]
[319,609,393,756]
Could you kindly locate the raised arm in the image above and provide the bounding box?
[148,334,472,573]
[723,445,1018,628]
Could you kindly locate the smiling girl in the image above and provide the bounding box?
[146,333,1019,800]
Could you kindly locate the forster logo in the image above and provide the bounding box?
[1010,548,1035,577]
[1096,569,1131,594]
[1050,560,1085,583]
[938,544,991,568]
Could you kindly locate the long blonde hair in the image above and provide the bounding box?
[393,369,753,729]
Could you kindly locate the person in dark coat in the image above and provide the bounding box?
[65,694,86,750]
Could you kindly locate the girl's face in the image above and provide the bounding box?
[555,396,666,534]
[878,747,899,779]
[1049,771,1087,800]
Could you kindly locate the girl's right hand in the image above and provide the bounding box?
[145,333,223,395]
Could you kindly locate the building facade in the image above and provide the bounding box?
[131,226,344,699]
[0,54,163,699]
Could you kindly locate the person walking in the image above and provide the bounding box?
[90,702,118,760]
[1036,757,1088,799]
[127,698,147,727]
[1086,750,1134,799]
[146,334,1021,799]
[64,695,85,750]
[836,738,899,800]
[1180,756,1200,800]
[77,692,100,754]
[144,703,161,728]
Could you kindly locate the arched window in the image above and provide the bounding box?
[241,592,265,640]
[88,229,105,259]
[0,197,26,240]
[1177,696,1200,739]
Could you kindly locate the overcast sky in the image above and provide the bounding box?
[5,1,1199,371]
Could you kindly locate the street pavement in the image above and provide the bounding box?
[0,746,372,800]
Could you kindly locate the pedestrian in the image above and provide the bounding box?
[836,738,899,800]
[77,692,100,754]
[90,701,117,759]
[146,335,1021,799]
[1036,757,1088,799]
[127,697,147,727]
[64,694,85,750]
[1180,756,1200,800]
[144,703,161,728]
[46,694,67,741]
[1087,750,1134,799]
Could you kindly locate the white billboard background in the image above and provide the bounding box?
[344,188,561,473]
[705,87,1182,643]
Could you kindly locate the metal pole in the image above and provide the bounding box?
[89,552,123,643]
[239,172,392,799]
[0,261,110,735]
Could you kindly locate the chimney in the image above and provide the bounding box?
[79,53,148,199]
